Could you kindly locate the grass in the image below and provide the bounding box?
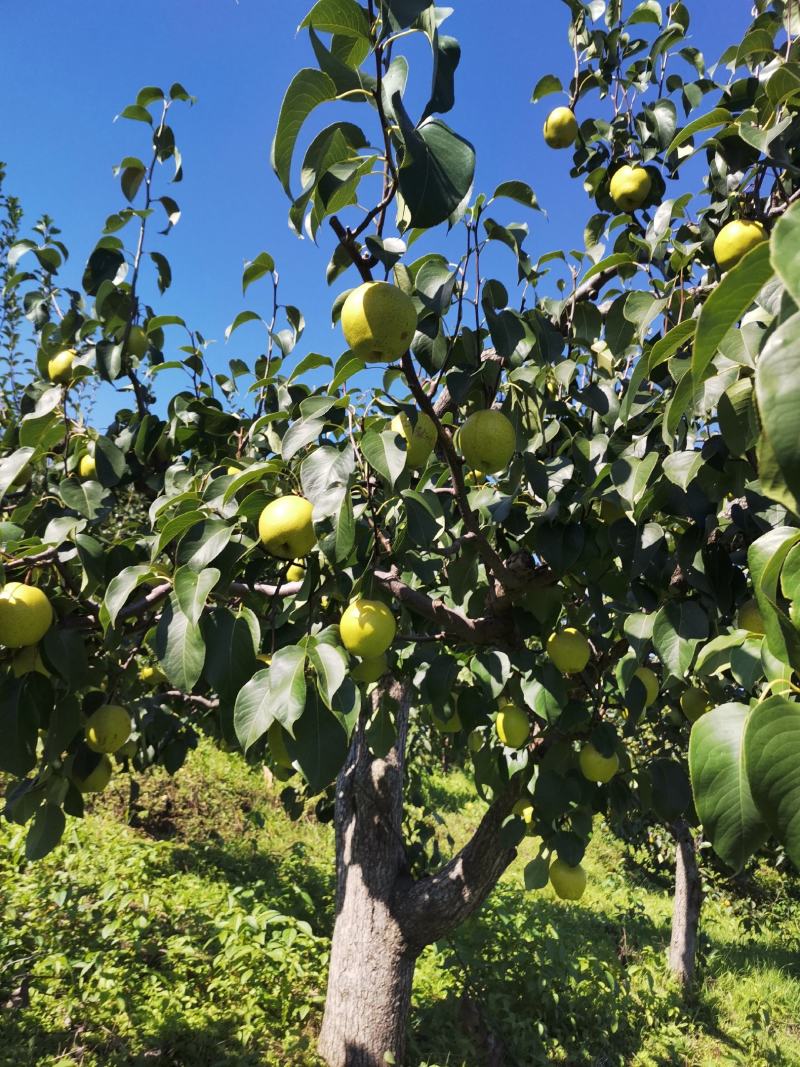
[1,739,799,1066]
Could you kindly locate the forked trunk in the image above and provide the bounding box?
[317,682,522,1067]
[668,819,702,986]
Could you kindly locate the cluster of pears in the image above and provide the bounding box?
[541,105,767,271]
[73,703,134,794]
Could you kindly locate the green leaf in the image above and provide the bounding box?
[530,74,563,102]
[652,600,708,679]
[25,804,66,861]
[299,0,370,37]
[285,686,348,793]
[234,669,273,751]
[102,565,160,630]
[745,695,800,868]
[771,200,800,305]
[154,595,206,690]
[269,646,308,734]
[492,180,540,211]
[755,311,800,507]
[271,69,337,197]
[394,94,475,229]
[58,478,107,520]
[300,445,355,520]
[523,855,550,890]
[360,429,407,487]
[665,107,732,155]
[242,252,275,294]
[692,242,773,383]
[282,417,325,461]
[0,447,35,504]
[689,702,768,872]
[94,436,127,487]
[648,318,696,372]
[309,641,349,707]
[204,609,258,704]
[748,526,800,672]
[174,567,220,626]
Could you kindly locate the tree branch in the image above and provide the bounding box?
[398,778,524,948]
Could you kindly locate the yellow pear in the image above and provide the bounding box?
[341,281,417,361]
[351,654,388,683]
[737,599,765,634]
[458,410,516,474]
[85,705,132,754]
[549,857,587,900]
[79,454,96,479]
[546,627,591,674]
[0,583,53,648]
[579,742,619,783]
[391,411,437,468]
[285,561,305,583]
[713,219,767,272]
[340,599,396,658]
[609,165,651,211]
[47,349,76,383]
[74,753,113,794]
[680,687,710,723]
[432,709,463,733]
[258,496,316,558]
[138,664,167,685]
[496,703,530,748]
[543,106,578,148]
[632,667,659,707]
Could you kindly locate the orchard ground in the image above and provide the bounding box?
[2,737,799,1067]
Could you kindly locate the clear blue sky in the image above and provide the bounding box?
[4,1,751,423]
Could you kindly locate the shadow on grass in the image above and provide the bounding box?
[169,837,336,933]
[407,886,760,1067]
[0,1014,270,1067]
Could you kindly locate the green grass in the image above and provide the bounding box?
[2,740,799,1066]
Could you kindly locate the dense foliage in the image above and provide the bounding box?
[2,0,800,1035]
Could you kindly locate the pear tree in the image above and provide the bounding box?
[2,2,800,1065]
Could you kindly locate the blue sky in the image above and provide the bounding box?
[3,1,751,424]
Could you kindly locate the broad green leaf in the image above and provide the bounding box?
[102,565,160,630]
[300,444,355,519]
[309,641,348,707]
[530,75,563,102]
[770,200,800,305]
[361,429,407,487]
[269,645,308,734]
[665,107,732,155]
[745,695,800,868]
[394,94,475,229]
[652,600,708,679]
[689,702,768,872]
[154,595,206,690]
[648,318,696,372]
[755,311,800,506]
[94,435,127,487]
[234,668,273,751]
[204,609,258,704]
[271,69,337,197]
[692,242,773,383]
[299,0,370,37]
[285,686,348,793]
[25,804,65,861]
[0,447,35,504]
[748,526,800,672]
[174,567,220,626]
[242,251,275,294]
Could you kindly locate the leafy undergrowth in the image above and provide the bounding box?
[1,740,798,1066]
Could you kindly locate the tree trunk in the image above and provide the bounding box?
[317,682,522,1067]
[668,819,702,987]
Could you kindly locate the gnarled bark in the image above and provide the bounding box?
[317,681,523,1067]
[668,819,702,987]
